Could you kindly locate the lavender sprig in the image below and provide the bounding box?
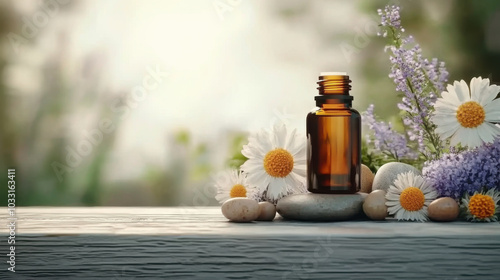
[363,105,418,161]
[376,5,449,160]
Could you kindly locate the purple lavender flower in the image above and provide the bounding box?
[362,104,418,160]
[378,5,404,36]
[423,139,500,200]
[377,5,449,159]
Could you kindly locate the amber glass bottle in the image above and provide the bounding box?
[306,72,361,194]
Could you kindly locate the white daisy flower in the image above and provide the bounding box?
[240,123,307,202]
[432,77,500,148]
[213,169,260,204]
[385,171,438,222]
[461,189,500,222]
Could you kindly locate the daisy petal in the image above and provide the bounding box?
[241,160,264,174]
[440,90,461,106]
[462,127,483,148]
[454,80,471,102]
[484,98,500,121]
[435,123,459,139]
[273,124,287,148]
[480,84,500,105]
[292,165,307,177]
[267,177,287,201]
[283,128,296,150]
[481,123,500,139]
[434,98,460,111]
[476,123,496,144]
[470,77,488,102]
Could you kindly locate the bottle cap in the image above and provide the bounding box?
[319,72,347,76]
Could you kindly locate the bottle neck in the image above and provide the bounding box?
[317,73,351,95]
[314,72,353,108]
[319,102,351,110]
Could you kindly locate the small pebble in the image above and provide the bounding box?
[221,198,259,222]
[428,197,459,222]
[360,164,375,193]
[362,190,387,220]
[256,202,276,221]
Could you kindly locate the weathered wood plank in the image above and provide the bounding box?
[1,207,499,279]
[2,207,500,236]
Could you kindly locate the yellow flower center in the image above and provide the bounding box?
[456,101,485,128]
[263,148,294,178]
[468,194,496,219]
[229,184,247,198]
[399,187,425,211]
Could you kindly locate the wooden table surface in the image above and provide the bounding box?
[1,207,500,279]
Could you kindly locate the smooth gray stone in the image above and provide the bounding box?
[372,162,421,192]
[276,193,367,221]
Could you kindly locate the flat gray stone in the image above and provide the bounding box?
[276,193,367,221]
[372,162,421,192]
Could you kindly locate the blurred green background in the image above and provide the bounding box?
[1,0,499,206]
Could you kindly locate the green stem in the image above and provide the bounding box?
[405,77,442,159]
[381,139,400,162]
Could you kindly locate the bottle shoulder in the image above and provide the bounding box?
[350,108,361,116]
[308,107,360,116]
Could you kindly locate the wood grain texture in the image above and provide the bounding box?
[1,207,499,279]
